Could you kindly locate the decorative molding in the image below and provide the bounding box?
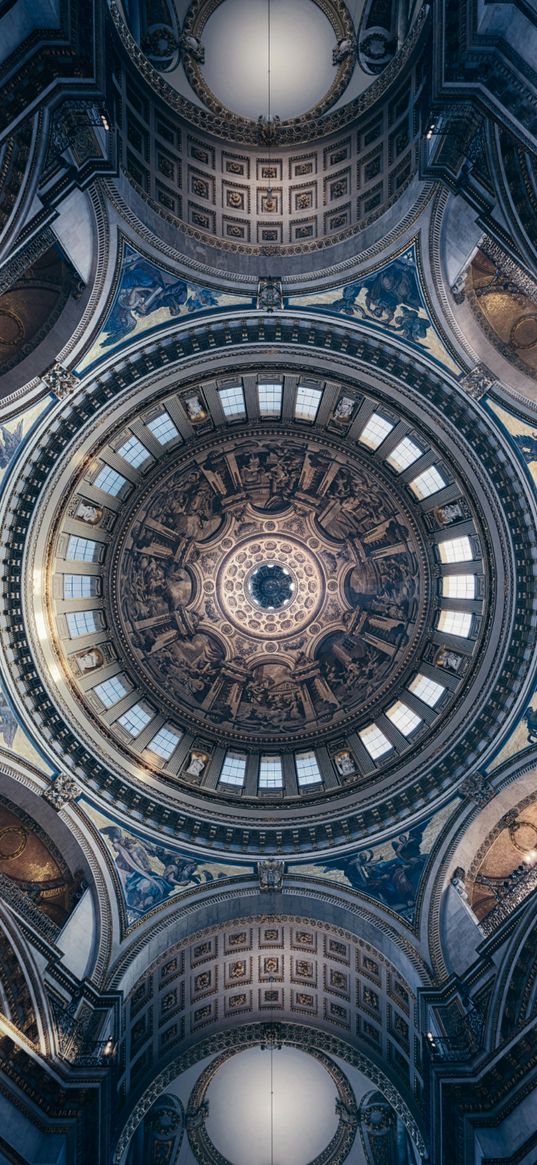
[257,860,285,892]
[185,1041,358,1165]
[0,227,56,296]
[40,362,78,398]
[113,1020,426,1162]
[42,774,81,809]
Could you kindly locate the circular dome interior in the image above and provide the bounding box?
[200,0,337,120]
[203,1046,339,1165]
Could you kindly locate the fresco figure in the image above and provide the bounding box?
[0,421,24,469]
[102,252,190,346]
[323,821,428,917]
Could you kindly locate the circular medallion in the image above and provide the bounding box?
[218,536,322,635]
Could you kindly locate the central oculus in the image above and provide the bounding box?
[248,563,294,609]
[200,0,336,120]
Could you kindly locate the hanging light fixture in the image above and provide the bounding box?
[265,0,277,212]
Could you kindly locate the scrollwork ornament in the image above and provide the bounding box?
[41,362,78,399]
[43,774,80,809]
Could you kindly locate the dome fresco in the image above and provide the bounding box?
[1,1,537,1162]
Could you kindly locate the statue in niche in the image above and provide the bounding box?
[434,502,464,526]
[75,501,103,525]
[183,394,207,423]
[334,750,356,777]
[185,751,209,778]
[332,395,356,424]
[435,646,463,672]
[74,647,105,673]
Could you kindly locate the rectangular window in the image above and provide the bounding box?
[295,385,323,422]
[258,382,283,417]
[359,724,393,759]
[93,675,129,708]
[66,610,101,637]
[118,703,152,736]
[259,756,283,788]
[438,610,472,637]
[147,724,182,759]
[295,751,322,786]
[386,701,422,736]
[438,537,473,564]
[93,465,127,496]
[409,466,446,499]
[442,575,476,599]
[66,536,101,563]
[219,753,247,787]
[146,411,180,445]
[408,674,445,706]
[63,575,99,599]
[386,436,423,472]
[358,413,394,450]
[117,434,151,469]
[218,384,246,418]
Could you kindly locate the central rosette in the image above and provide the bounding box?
[248,563,295,610]
[217,534,324,639]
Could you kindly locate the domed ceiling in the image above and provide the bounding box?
[109,0,428,253]
[111,425,430,748]
[4,307,531,859]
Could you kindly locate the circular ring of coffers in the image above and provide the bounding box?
[2,316,535,855]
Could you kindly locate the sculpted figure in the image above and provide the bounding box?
[76,502,102,525]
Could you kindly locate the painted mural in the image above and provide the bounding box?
[0,394,53,491]
[84,802,251,925]
[292,802,456,922]
[286,246,461,374]
[0,800,85,926]
[80,242,253,368]
[467,799,537,922]
[0,675,54,775]
[84,800,457,926]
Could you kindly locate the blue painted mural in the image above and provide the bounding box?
[81,242,253,368]
[86,803,251,925]
[286,246,461,373]
[86,800,456,927]
[292,802,455,922]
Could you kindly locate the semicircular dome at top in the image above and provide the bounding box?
[108,0,428,256]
